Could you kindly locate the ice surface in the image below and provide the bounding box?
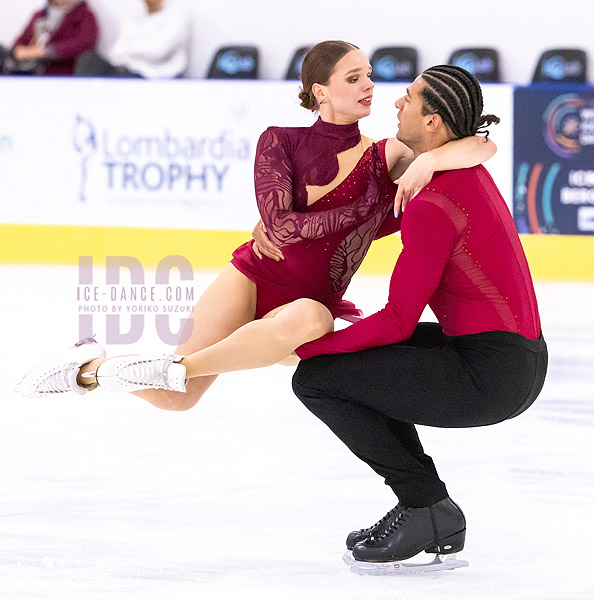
[1,265,593,599]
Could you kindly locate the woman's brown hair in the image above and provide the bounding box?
[298,40,359,110]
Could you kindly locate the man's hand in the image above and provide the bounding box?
[251,220,285,261]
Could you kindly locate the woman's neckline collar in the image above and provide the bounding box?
[312,117,360,139]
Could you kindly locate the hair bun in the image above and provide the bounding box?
[298,89,314,110]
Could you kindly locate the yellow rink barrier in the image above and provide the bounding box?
[1,223,593,281]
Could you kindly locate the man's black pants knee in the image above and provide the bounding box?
[292,323,547,507]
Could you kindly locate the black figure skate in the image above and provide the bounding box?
[349,498,469,575]
[343,503,404,566]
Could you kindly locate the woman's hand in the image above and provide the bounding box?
[393,136,497,216]
[394,152,436,216]
[251,220,285,261]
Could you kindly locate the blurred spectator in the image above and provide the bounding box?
[0,0,98,76]
[75,0,190,79]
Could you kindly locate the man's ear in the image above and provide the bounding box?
[425,112,444,132]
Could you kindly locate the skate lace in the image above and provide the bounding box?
[368,509,411,545]
[123,356,169,387]
[356,505,401,536]
[37,362,75,394]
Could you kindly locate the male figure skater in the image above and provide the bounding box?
[290,66,547,573]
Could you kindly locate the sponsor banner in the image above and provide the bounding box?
[514,85,594,235]
[0,78,513,231]
[0,78,313,230]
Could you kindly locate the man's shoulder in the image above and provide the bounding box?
[434,165,485,182]
[421,165,488,194]
[414,165,504,217]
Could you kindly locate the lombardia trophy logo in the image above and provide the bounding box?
[543,94,594,158]
[73,114,97,202]
[70,114,251,198]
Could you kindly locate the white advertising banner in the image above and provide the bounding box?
[0,78,513,230]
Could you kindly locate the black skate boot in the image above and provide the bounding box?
[346,503,404,550]
[352,497,466,567]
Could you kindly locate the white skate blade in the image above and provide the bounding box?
[350,553,469,576]
[342,550,355,566]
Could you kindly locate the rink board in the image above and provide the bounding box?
[1,222,593,281]
[0,77,592,280]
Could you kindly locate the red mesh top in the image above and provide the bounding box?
[297,165,542,358]
[232,118,399,320]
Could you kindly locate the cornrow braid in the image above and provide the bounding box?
[420,65,500,139]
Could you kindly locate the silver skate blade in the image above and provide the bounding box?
[342,550,354,566]
[75,335,98,347]
[351,553,469,576]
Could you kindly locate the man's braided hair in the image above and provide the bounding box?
[420,65,500,139]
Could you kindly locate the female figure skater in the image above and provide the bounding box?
[18,41,496,409]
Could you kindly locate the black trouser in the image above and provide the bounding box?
[292,324,548,508]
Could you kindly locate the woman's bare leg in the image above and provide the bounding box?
[180,298,334,377]
[81,264,258,411]
[78,269,334,406]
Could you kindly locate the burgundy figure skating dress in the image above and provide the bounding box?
[231,117,400,320]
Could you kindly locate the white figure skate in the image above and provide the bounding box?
[95,354,187,393]
[15,337,106,398]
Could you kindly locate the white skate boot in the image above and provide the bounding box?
[15,337,106,398]
[95,354,187,393]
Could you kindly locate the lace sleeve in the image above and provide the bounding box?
[254,128,386,247]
